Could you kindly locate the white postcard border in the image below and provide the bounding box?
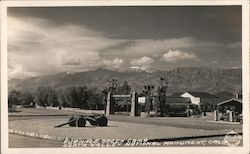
[1,1,249,154]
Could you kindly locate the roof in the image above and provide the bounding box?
[169,92,218,98]
[184,92,218,98]
[217,98,242,106]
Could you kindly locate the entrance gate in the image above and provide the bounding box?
[106,92,139,117]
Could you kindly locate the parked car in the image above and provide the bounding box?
[168,104,189,117]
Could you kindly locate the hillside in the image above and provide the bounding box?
[9,67,242,94]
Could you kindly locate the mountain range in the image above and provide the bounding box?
[9,67,242,95]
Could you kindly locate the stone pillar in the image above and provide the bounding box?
[152,97,158,115]
[229,111,234,122]
[106,92,114,115]
[214,110,218,121]
[130,92,138,117]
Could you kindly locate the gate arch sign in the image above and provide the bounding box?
[106,92,139,117]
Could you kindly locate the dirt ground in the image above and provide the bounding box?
[8,108,243,148]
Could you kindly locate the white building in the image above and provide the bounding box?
[169,92,219,111]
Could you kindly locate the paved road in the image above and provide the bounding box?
[9,108,242,131]
[9,134,63,148]
[7,108,243,148]
[107,115,242,131]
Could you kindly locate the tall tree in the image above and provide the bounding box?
[107,78,119,94]
[158,77,168,116]
[47,87,57,107]
[143,84,154,114]
[21,91,34,105]
[34,87,50,107]
[117,81,131,94]
[8,90,22,107]
[56,88,70,108]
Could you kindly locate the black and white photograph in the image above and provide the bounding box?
[1,0,249,154]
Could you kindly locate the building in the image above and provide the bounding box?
[163,95,190,116]
[217,98,242,114]
[168,92,220,111]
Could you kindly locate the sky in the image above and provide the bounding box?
[7,6,242,79]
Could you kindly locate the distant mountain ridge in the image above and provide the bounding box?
[9,67,242,94]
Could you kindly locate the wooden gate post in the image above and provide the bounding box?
[130,92,138,117]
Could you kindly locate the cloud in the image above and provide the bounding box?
[130,56,154,71]
[7,15,242,79]
[130,56,154,66]
[161,50,199,63]
[8,61,39,79]
[8,16,127,79]
[129,66,148,72]
[121,38,195,56]
[116,37,223,57]
[103,58,124,70]
[55,50,101,67]
[61,57,81,66]
[110,37,241,58]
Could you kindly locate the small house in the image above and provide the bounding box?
[217,98,242,114]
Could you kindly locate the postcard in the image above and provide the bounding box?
[1,0,249,154]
